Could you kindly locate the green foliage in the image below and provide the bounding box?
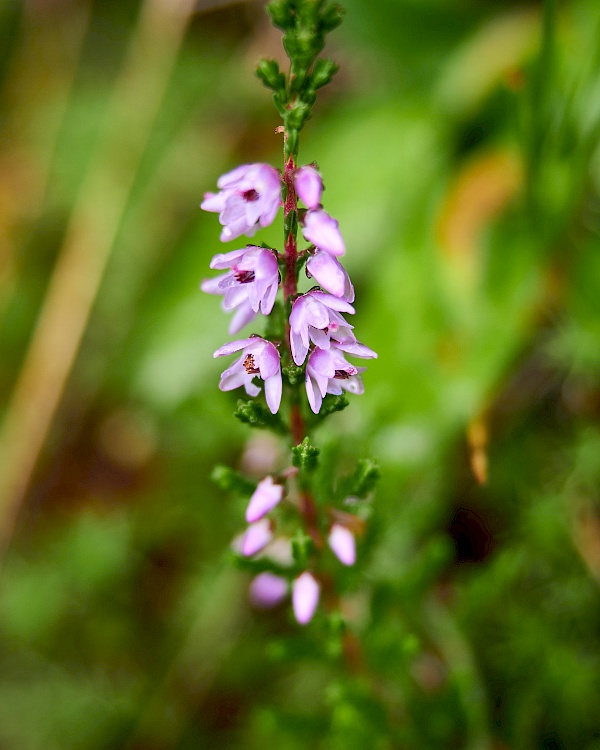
[338,458,380,499]
[282,362,304,386]
[211,465,256,496]
[234,398,288,434]
[308,393,349,428]
[263,299,285,341]
[291,529,315,567]
[256,58,287,94]
[292,436,320,472]
[263,0,344,156]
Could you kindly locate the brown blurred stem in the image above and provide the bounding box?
[0,0,196,562]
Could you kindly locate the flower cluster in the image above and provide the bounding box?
[235,476,360,624]
[202,162,376,416]
[202,156,376,625]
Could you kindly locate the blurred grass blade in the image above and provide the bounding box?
[0,0,196,559]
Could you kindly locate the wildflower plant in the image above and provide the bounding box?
[202,0,378,628]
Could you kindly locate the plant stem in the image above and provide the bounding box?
[282,152,298,302]
[300,489,322,548]
[291,402,305,445]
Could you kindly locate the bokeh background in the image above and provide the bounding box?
[0,0,600,747]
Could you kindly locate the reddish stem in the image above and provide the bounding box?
[300,490,323,549]
[282,154,298,302]
[291,402,304,446]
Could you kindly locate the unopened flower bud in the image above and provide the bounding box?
[242,518,273,556]
[292,571,320,625]
[328,524,356,565]
[302,208,345,256]
[245,476,284,523]
[294,166,323,209]
[249,572,288,609]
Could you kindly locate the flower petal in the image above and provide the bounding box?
[229,300,257,334]
[214,338,256,358]
[264,372,282,414]
[305,373,322,414]
[257,341,280,380]
[209,247,247,269]
[335,340,378,359]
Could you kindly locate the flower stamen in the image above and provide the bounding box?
[234,269,256,284]
[244,354,260,374]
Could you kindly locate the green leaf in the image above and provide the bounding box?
[211,465,256,496]
[291,529,314,567]
[234,399,288,435]
[292,436,320,472]
[338,458,380,499]
[282,363,304,386]
[309,58,339,90]
[263,300,285,342]
[320,2,344,33]
[256,58,286,93]
[267,0,294,30]
[286,99,312,130]
[309,394,349,428]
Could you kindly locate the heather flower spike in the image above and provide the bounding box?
[201,0,378,629]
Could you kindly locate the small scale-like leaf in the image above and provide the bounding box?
[234,399,288,435]
[291,529,314,567]
[310,58,339,90]
[256,58,286,93]
[292,436,320,472]
[211,465,256,496]
[338,458,380,499]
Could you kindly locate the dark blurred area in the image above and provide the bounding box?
[0,0,599,747]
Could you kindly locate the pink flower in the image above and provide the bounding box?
[214,337,282,414]
[201,163,282,242]
[249,572,288,609]
[306,250,354,302]
[328,524,356,565]
[241,518,273,555]
[292,571,320,625]
[289,291,356,365]
[201,246,279,334]
[245,476,284,523]
[302,208,345,256]
[305,344,377,414]
[294,165,323,209]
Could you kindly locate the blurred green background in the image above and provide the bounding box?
[0,0,600,747]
